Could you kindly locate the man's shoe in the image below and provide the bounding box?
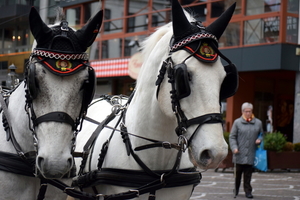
[245,193,253,198]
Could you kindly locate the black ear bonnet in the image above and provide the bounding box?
[156,1,238,101]
[26,7,103,113]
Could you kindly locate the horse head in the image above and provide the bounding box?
[154,0,238,169]
[26,7,102,179]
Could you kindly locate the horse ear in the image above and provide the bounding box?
[206,3,236,40]
[171,0,192,43]
[75,10,103,50]
[29,7,53,46]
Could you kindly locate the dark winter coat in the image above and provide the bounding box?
[229,116,263,165]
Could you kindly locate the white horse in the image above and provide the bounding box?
[0,7,103,200]
[73,0,238,199]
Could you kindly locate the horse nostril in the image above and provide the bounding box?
[37,156,44,169]
[67,157,73,168]
[200,150,212,166]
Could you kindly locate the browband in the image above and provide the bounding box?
[31,49,89,61]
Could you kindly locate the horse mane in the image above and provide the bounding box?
[140,24,171,61]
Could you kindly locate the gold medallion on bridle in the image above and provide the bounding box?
[56,60,72,71]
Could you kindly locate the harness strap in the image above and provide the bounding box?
[34,111,76,130]
[0,151,35,176]
[45,179,97,200]
[104,179,165,200]
[149,191,156,200]
[37,179,48,200]
[78,109,118,175]
[134,141,181,151]
[73,168,201,199]
[184,113,223,129]
[98,113,124,170]
[120,125,161,178]
[0,94,27,158]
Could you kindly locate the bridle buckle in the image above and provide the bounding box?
[162,141,172,149]
[178,135,188,152]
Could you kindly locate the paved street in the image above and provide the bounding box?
[191,168,300,200]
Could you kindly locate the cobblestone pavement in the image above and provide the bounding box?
[190,169,300,200]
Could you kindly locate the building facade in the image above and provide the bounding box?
[0,0,299,142]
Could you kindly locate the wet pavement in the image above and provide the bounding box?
[191,168,300,200]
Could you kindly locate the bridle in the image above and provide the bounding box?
[155,24,237,146]
[23,53,95,156]
[20,19,96,156]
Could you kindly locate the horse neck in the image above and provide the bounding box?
[123,33,192,170]
[2,82,33,153]
[128,29,176,139]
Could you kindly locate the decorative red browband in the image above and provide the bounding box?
[170,32,217,52]
[31,49,89,60]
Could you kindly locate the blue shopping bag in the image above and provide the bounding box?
[254,141,268,172]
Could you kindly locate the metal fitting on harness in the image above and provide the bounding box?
[129,189,139,197]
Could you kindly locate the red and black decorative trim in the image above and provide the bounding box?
[170,32,217,52]
[37,56,87,76]
[31,49,89,60]
[184,42,218,62]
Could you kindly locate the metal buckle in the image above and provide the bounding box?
[178,135,188,152]
[160,173,165,182]
[162,141,172,149]
[129,189,139,197]
[96,193,105,200]
[63,187,74,193]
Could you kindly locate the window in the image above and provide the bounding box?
[104,9,111,31]
[0,61,8,70]
[246,0,281,15]
[219,22,240,47]
[65,7,81,26]
[286,16,298,43]
[288,0,299,14]
[101,39,121,59]
[84,2,100,23]
[244,17,279,45]
[211,0,241,18]
[101,40,108,59]
[127,14,135,33]
[184,3,207,22]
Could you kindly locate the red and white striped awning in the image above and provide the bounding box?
[91,59,130,78]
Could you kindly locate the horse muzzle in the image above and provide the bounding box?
[35,155,74,179]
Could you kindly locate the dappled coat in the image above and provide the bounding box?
[229,116,263,165]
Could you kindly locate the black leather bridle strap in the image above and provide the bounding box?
[185,113,223,128]
[0,94,26,158]
[33,112,75,130]
[37,179,48,200]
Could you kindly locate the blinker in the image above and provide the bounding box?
[174,63,191,100]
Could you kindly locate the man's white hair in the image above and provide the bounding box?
[241,102,253,112]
